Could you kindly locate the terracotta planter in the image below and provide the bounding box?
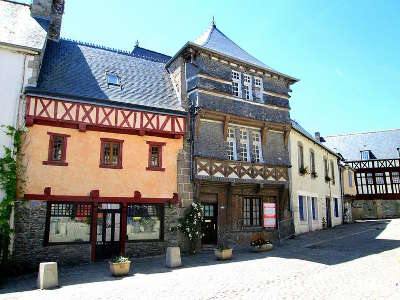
[109,261,131,276]
[252,243,273,252]
[214,248,233,260]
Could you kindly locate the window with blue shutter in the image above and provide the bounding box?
[312,197,316,220]
[299,196,304,221]
[334,198,339,217]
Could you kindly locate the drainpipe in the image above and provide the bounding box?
[339,159,345,224]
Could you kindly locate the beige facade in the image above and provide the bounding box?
[289,128,342,235]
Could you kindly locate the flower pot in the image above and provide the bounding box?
[214,248,233,260]
[109,261,131,276]
[252,243,273,252]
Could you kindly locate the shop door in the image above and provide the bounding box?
[201,203,218,245]
[96,204,121,260]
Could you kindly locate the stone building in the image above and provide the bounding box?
[325,129,400,219]
[289,121,342,235]
[167,21,298,247]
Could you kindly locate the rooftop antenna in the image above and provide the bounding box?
[211,16,216,27]
[135,40,139,48]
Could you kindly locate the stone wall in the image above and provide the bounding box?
[13,200,90,272]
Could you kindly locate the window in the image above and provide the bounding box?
[324,158,329,179]
[348,170,353,187]
[254,77,263,99]
[330,160,335,184]
[298,196,305,221]
[361,150,370,160]
[127,204,163,241]
[251,131,263,163]
[254,77,262,87]
[100,138,123,169]
[146,141,166,171]
[367,173,373,184]
[107,73,120,86]
[227,127,237,160]
[334,198,339,217]
[376,173,385,185]
[238,129,249,162]
[43,132,70,166]
[298,144,304,170]
[310,150,315,175]
[243,74,252,100]
[393,172,400,184]
[311,197,317,220]
[46,203,92,245]
[231,70,241,97]
[243,197,262,226]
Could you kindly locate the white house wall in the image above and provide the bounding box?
[289,129,342,235]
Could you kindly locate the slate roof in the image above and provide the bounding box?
[0,0,48,51]
[26,39,184,114]
[131,46,171,63]
[324,129,400,161]
[189,22,298,82]
[291,119,339,157]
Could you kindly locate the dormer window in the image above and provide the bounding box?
[254,77,262,87]
[231,70,241,97]
[361,150,370,160]
[244,74,251,84]
[254,77,263,100]
[243,74,253,100]
[107,73,120,86]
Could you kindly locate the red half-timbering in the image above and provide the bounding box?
[25,96,186,138]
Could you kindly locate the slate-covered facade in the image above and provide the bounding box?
[167,22,298,247]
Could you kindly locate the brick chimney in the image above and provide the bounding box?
[31,0,65,41]
[315,132,321,142]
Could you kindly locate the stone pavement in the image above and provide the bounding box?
[1,219,400,299]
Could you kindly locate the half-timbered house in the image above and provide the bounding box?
[14,38,186,269]
[167,21,298,247]
[325,129,400,219]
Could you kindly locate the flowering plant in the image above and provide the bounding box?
[250,238,271,248]
[177,202,203,253]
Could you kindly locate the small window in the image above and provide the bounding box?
[146,141,166,171]
[324,158,328,178]
[334,198,339,217]
[361,150,370,160]
[46,203,92,245]
[232,70,240,80]
[238,129,249,162]
[227,127,237,160]
[310,151,315,175]
[243,85,250,100]
[100,138,123,169]
[299,196,305,221]
[231,70,241,97]
[348,170,353,187]
[376,173,385,185]
[252,131,263,163]
[330,160,335,184]
[127,204,163,241]
[43,132,70,166]
[244,74,251,84]
[232,81,240,97]
[298,144,304,170]
[393,172,400,184]
[107,73,120,86]
[243,197,262,226]
[254,77,262,87]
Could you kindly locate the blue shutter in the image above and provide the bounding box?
[312,197,316,220]
[299,196,304,221]
[334,198,339,217]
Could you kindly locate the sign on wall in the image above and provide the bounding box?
[263,203,276,228]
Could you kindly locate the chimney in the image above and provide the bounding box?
[315,132,321,142]
[31,0,65,41]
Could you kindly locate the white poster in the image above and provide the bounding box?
[263,203,276,228]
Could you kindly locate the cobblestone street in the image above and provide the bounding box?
[2,219,400,300]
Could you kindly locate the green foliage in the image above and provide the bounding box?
[111,256,130,263]
[0,125,25,264]
[177,202,203,254]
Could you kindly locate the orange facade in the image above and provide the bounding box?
[23,124,182,198]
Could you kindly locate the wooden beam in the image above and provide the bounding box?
[223,115,231,140]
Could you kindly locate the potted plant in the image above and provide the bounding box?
[325,175,331,182]
[311,171,318,178]
[109,256,131,277]
[214,244,233,260]
[299,166,309,175]
[250,238,273,252]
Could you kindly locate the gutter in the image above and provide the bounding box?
[0,42,41,55]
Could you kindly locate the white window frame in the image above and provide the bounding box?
[252,131,263,163]
[227,127,237,160]
[239,128,250,162]
[243,74,253,100]
[106,73,120,86]
[254,76,263,100]
[232,70,241,97]
[361,150,370,160]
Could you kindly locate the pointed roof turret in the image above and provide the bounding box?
[193,21,273,71]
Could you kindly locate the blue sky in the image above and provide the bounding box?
[24,0,400,136]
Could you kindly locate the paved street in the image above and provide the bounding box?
[1,219,400,300]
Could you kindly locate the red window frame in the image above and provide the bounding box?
[146,141,166,171]
[99,138,124,169]
[43,132,70,166]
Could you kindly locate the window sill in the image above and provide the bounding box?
[146,166,165,172]
[99,164,123,169]
[43,161,68,166]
